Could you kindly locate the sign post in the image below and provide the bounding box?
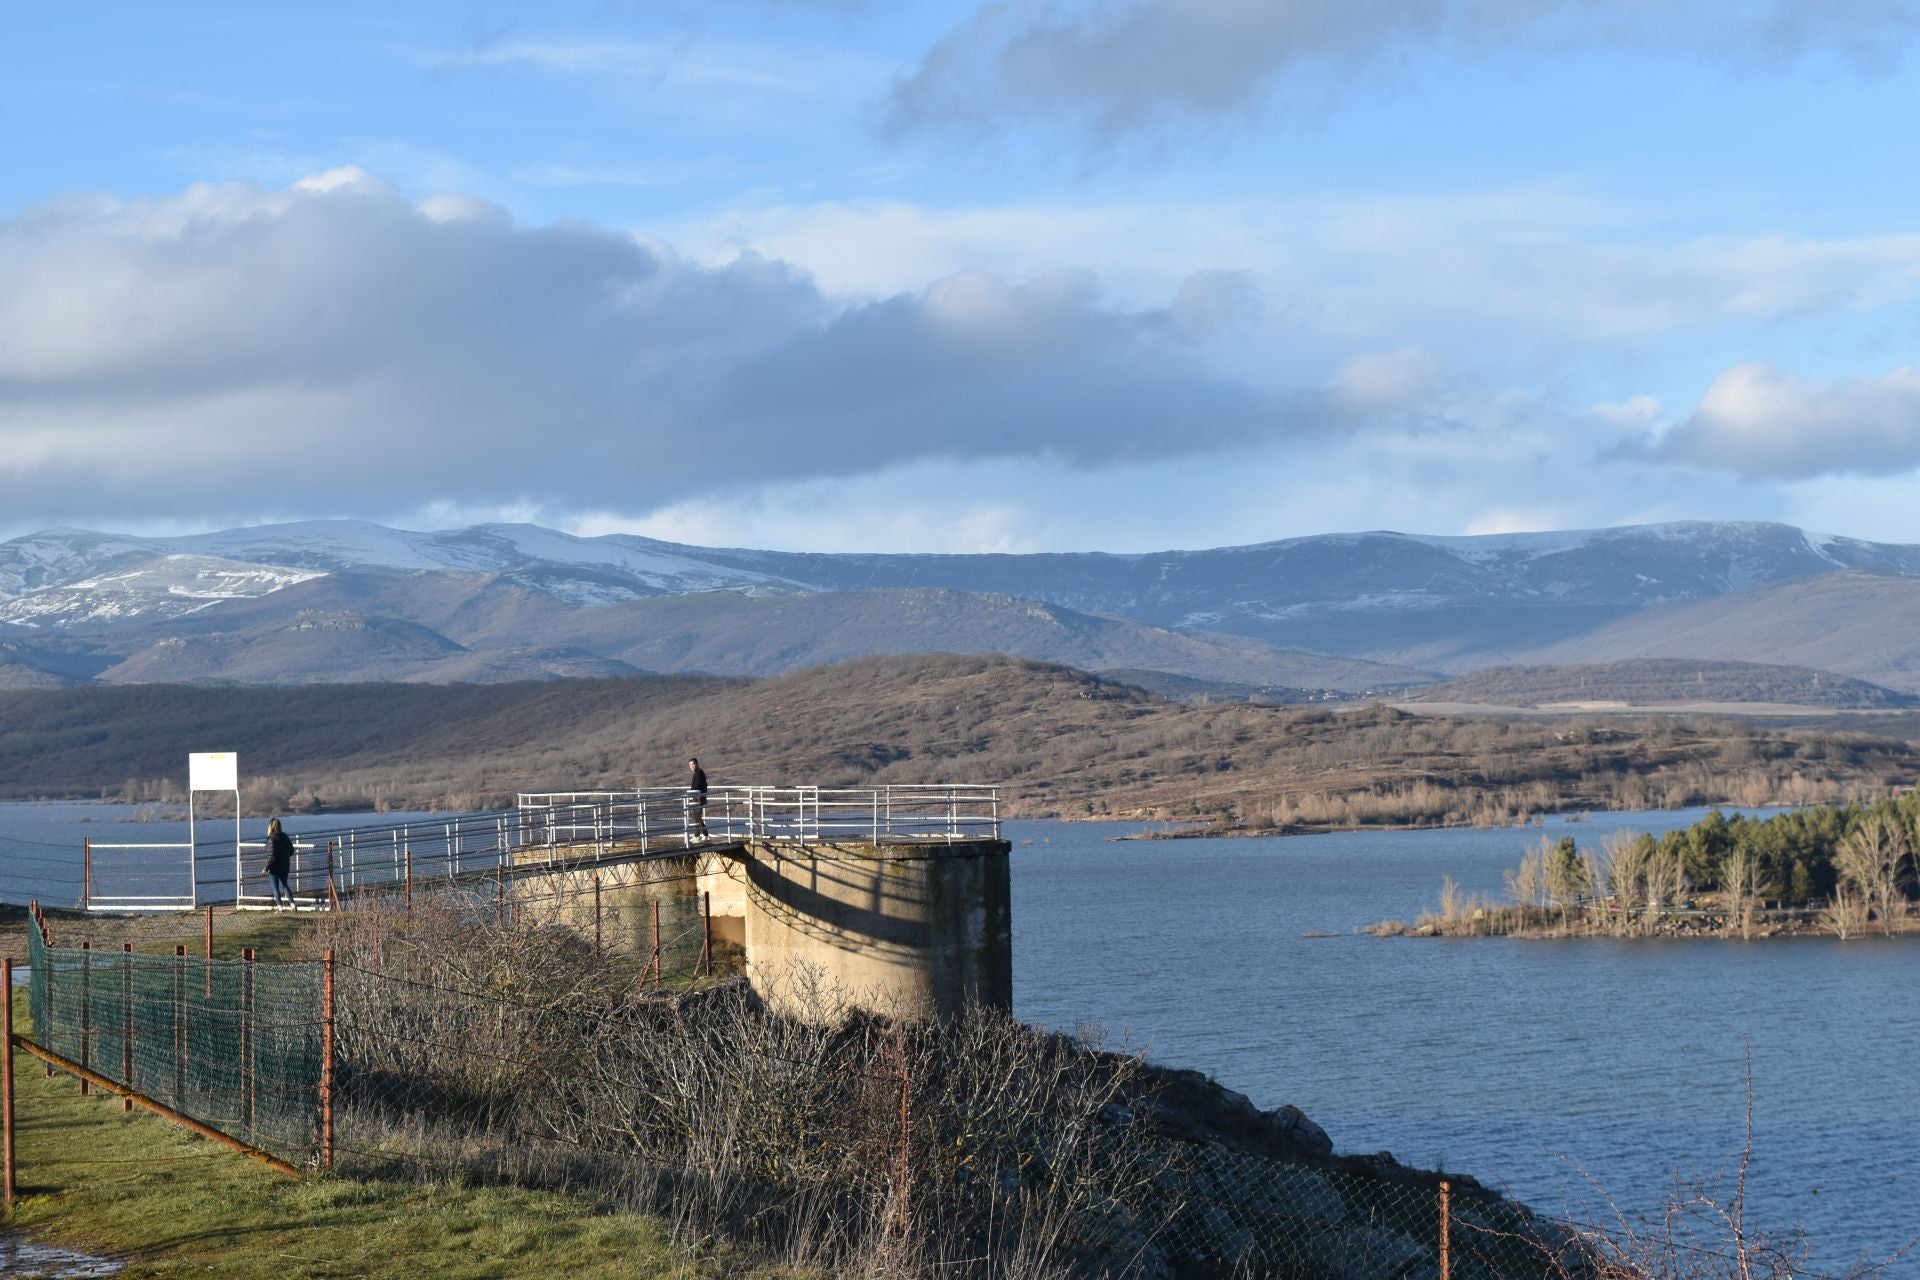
[187,752,239,911]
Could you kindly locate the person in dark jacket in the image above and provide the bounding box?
[686,757,709,842]
[265,817,295,909]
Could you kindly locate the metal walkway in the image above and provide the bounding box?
[85,784,1000,912]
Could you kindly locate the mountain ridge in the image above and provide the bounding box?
[5,517,1920,690]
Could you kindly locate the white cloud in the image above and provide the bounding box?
[886,0,1920,142]
[1332,348,1443,412]
[0,171,1314,528]
[682,194,1920,353]
[1647,362,1920,477]
[1592,393,1663,425]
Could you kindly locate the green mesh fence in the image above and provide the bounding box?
[26,924,325,1169]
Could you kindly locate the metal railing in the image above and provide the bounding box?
[79,784,999,912]
[515,784,1001,845]
[83,841,197,912]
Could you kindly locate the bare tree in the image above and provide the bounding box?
[1721,846,1759,940]
[1819,881,1870,941]
[1598,829,1653,937]
[1836,814,1907,935]
[1506,837,1550,922]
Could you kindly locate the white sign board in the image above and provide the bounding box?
[188,752,239,792]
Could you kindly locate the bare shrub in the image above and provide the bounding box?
[1820,883,1871,941]
[1721,846,1759,940]
[1836,814,1908,935]
[306,890,1163,1279]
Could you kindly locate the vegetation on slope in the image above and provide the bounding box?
[2,991,724,1280]
[2,654,1915,831]
[1391,796,1920,941]
[1400,658,1913,709]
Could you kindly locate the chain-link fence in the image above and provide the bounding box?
[24,911,326,1171]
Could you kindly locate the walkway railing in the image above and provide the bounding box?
[198,784,998,912]
[515,784,1001,846]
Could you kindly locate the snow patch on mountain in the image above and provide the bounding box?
[179,520,799,602]
[0,555,325,629]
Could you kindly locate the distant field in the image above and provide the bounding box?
[2,654,1915,833]
[1399,658,1912,710]
[1400,700,1912,718]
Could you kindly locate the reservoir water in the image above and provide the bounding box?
[4,803,1915,1271]
[1010,811,1920,1276]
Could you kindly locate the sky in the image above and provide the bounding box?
[4,1,1920,552]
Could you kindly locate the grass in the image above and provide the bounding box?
[0,991,761,1279]
[0,905,318,968]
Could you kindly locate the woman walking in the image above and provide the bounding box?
[265,818,295,909]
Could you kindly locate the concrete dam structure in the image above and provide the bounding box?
[138,782,1012,1019]
[509,785,1012,1019]
[706,838,1011,1019]
[530,836,1012,1018]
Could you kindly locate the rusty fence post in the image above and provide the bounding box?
[593,873,602,957]
[496,865,505,927]
[173,945,186,1110]
[30,904,48,1078]
[320,949,334,1172]
[78,942,91,1098]
[3,956,15,1209]
[701,891,713,976]
[242,948,255,1139]
[649,900,661,987]
[1439,1179,1452,1280]
[404,846,413,916]
[121,943,133,1111]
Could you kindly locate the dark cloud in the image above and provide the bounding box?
[0,170,1298,526]
[885,0,1920,142]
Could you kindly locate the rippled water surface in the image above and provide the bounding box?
[1009,812,1920,1276]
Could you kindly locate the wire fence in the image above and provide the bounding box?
[23,910,326,1171]
[9,877,1869,1280]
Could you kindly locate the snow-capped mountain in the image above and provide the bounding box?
[5,517,1920,687]
[170,521,802,604]
[0,521,799,628]
[0,555,325,629]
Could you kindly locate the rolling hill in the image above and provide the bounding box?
[1513,571,1920,692]
[0,656,1912,829]
[1398,658,1915,709]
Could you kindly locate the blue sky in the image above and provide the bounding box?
[4,1,1920,551]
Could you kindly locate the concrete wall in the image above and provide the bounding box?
[737,838,1012,1021]
[512,839,1014,1020]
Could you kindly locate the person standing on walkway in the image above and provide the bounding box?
[265,817,296,909]
[687,758,710,842]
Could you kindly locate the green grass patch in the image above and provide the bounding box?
[2,906,318,966]
[0,992,759,1279]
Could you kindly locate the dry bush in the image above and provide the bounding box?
[302,888,1164,1279]
[1820,884,1872,941]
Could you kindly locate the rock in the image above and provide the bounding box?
[1139,1068,1334,1161]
